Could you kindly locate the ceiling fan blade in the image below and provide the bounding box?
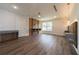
[54,5,57,12]
[67,3,70,5]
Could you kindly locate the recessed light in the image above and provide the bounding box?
[38,15,41,17]
[12,5,18,9]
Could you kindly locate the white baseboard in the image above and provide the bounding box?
[52,33,65,37]
[40,31,65,37]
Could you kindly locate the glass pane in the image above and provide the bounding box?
[42,22,52,31]
[42,22,46,30]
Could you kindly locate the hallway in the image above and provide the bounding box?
[0,34,77,55]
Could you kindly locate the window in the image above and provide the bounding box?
[42,22,52,31]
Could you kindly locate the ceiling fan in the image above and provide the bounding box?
[53,4,57,12]
[53,3,70,12]
[67,3,70,5]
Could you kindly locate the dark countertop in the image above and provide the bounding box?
[32,28,41,30]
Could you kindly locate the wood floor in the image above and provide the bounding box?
[0,34,77,55]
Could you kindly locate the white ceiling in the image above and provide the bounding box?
[0,3,75,21]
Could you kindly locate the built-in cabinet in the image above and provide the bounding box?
[65,22,78,48]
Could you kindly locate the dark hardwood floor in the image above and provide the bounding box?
[0,34,77,55]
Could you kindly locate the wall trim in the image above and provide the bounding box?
[52,33,65,37]
[40,32,65,37]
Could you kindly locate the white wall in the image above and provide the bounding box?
[0,9,29,37]
[52,18,67,36]
[40,17,67,36]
